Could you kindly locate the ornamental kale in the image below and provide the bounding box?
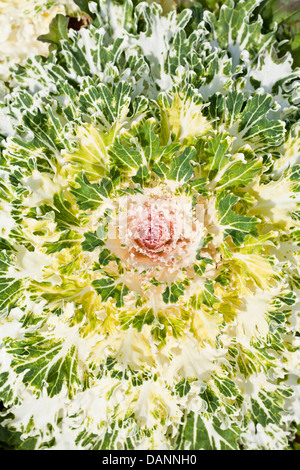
[0,0,299,450]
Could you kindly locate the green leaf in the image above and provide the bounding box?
[236,93,285,150]
[214,376,239,398]
[0,237,16,252]
[73,0,96,18]
[236,345,259,377]
[158,312,186,339]
[193,256,213,276]
[250,390,286,427]
[207,91,285,153]
[175,379,191,397]
[98,249,122,271]
[7,334,80,398]
[108,140,143,174]
[131,165,151,186]
[44,230,82,254]
[152,160,170,180]
[64,124,110,181]
[79,81,132,127]
[81,231,105,252]
[38,14,69,47]
[176,411,240,450]
[201,386,220,413]
[0,424,38,450]
[119,308,155,332]
[216,192,259,245]
[0,253,23,312]
[70,172,112,211]
[214,157,263,190]
[75,421,122,450]
[226,91,244,128]
[201,279,219,307]
[168,147,196,183]
[187,178,208,195]
[162,281,187,304]
[0,372,13,405]
[51,192,80,229]
[131,118,161,163]
[205,132,232,177]
[92,277,129,308]
[205,0,274,60]
[153,146,196,183]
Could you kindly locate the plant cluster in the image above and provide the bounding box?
[0,0,299,450]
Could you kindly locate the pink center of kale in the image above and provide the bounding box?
[134,209,173,252]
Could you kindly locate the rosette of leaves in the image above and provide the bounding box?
[0,0,299,450]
